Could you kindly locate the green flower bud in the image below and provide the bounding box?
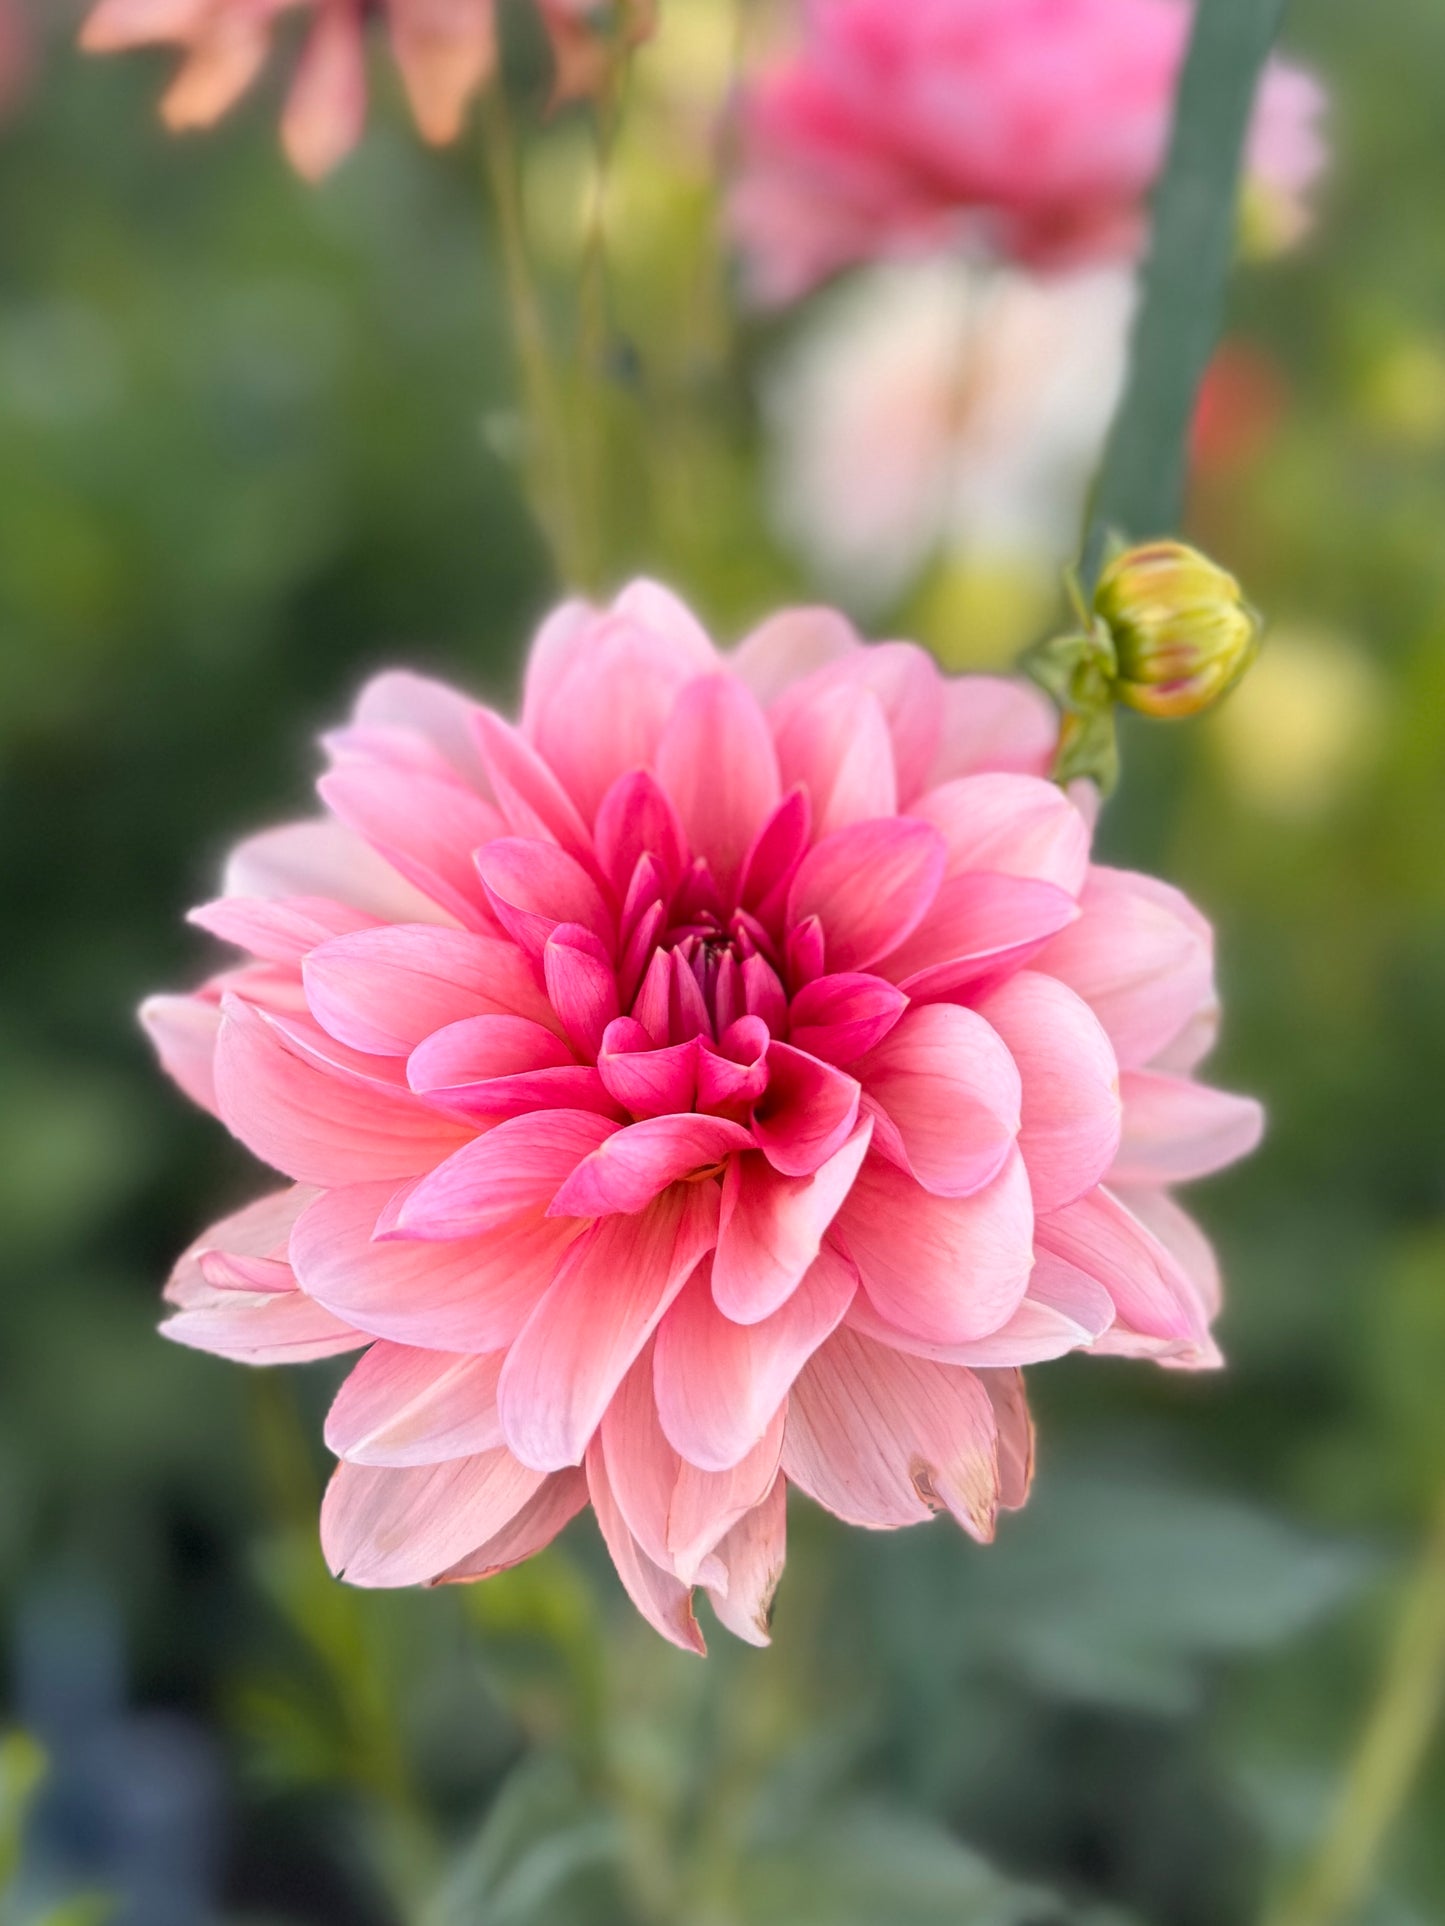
[1094,540,1262,720]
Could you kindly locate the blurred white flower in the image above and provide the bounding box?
[764,258,1135,612]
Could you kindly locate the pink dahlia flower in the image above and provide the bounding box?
[80,0,652,180]
[145,581,1261,1650]
[730,0,1326,303]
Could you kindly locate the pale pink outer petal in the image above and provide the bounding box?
[845,1255,1115,1367]
[303,925,556,1054]
[854,1003,1021,1198]
[212,996,469,1187]
[1114,1185,1223,1324]
[773,682,897,835]
[281,0,367,181]
[704,1474,788,1647]
[318,765,503,931]
[774,644,942,802]
[324,1344,505,1466]
[434,1469,588,1583]
[472,708,594,863]
[321,1450,545,1588]
[353,669,492,790]
[973,971,1122,1215]
[982,1369,1035,1511]
[1110,1071,1264,1185]
[928,676,1058,785]
[1034,1185,1210,1351]
[141,994,223,1114]
[839,1147,1034,1345]
[782,1327,1001,1538]
[601,1349,783,1585]
[548,1115,754,1220]
[498,1181,721,1472]
[787,818,946,973]
[221,818,447,925]
[190,894,380,966]
[1034,866,1215,1072]
[878,873,1079,997]
[911,773,1090,896]
[728,606,861,705]
[711,1125,871,1324]
[585,1438,706,1654]
[655,676,781,902]
[655,1245,858,1471]
[162,1185,363,1364]
[392,1110,619,1239]
[291,1181,580,1351]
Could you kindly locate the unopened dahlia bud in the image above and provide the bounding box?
[1095,540,1261,720]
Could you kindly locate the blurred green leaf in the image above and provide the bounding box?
[422,1758,624,1926]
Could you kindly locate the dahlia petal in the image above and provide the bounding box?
[742,951,789,1032]
[1111,1072,1264,1185]
[738,787,812,922]
[141,993,222,1115]
[303,924,555,1055]
[394,1109,620,1239]
[881,872,1079,997]
[825,642,944,802]
[1113,1185,1222,1323]
[471,708,593,863]
[712,1127,871,1324]
[783,1328,1000,1538]
[388,0,495,144]
[656,1244,857,1469]
[318,765,503,930]
[855,1003,1020,1197]
[982,1370,1034,1510]
[213,996,467,1187]
[598,1020,700,1117]
[281,0,367,181]
[594,769,687,898]
[543,924,620,1059]
[547,1114,753,1218]
[787,817,946,973]
[845,1256,1115,1365]
[928,676,1058,785]
[773,683,897,835]
[221,818,445,925]
[190,895,379,966]
[476,838,614,960]
[912,773,1091,895]
[786,972,908,1065]
[840,1147,1034,1345]
[160,16,270,129]
[406,1013,575,1094]
[434,1469,588,1583]
[324,1344,505,1466]
[973,971,1121,1214]
[730,605,860,704]
[656,675,781,902]
[498,1181,720,1471]
[321,1451,544,1588]
[585,1439,705,1654]
[697,1018,771,1108]
[705,1474,787,1647]
[751,1042,862,1177]
[1034,1186,1209,1347]
[602,1350,782,1584]
[292,1181,579,1351]
[1035,866,1215,1071]
[352,669,490,789]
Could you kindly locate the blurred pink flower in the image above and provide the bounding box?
[80,0,651,179]
[146,581,1260,1649]
[731,0,1326,303]
[0,0,32,118]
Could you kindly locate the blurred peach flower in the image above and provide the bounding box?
[764,258,1134,610]
[0,0,32,118]
[80,0,653,178]
[146,581,1260,1648]
[731,0,1326,304]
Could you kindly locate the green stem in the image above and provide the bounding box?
[1265,1490,1445,1926]
[479,81,592,589]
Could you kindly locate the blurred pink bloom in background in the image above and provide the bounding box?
[0,0,32,118]
[145,582,1260,1649]
[764,259,1135,610]
[80,0,651,179]
[731,0,1326,303]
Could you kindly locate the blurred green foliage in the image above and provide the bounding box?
[2,2,1444,1923]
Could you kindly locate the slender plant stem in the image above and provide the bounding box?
[479,80,592,589]
[1265,1489,1445,1926]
